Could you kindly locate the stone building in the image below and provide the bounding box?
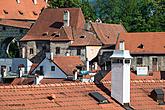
[0,0,48,57]
[20,8,103,66]
[116,32,165,72]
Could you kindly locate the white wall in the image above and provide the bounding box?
[86,46,101,61]
[32,58,67,78]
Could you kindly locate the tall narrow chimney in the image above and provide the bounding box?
[16,0,20,4]
[86,58,89,71]
[63,10,70,26]
[110,44,132,105]
[119,40,125,50]
[33,0,37,5]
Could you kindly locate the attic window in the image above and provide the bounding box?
[80,35,86,38]
[89,92,109,104]
[55,33,60,37]
[33,11,38,16]
[42,32,48,36]
[150,89,165,105]
[51,32,57,36]
[3,10,8,14]
[18,10,23,15]
[137,44,144,49]
[47,94,56,101]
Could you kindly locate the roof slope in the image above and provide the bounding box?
[91,22,126,45]
[71,29,102,46]
[117,32,165,54]
[20,8,85,41]
[0,80,164,110]
[0,19,32,29]
[53,56,84,76]
[0,0,47,20]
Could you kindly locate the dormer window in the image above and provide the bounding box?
[80,35,86,38]
[42,32,48,36]
[137,44,144,49]
[3,10,8,14]
[18,10,23,15]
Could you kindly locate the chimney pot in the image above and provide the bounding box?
[119,40,125,50]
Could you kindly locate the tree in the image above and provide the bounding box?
[48,0,96,21]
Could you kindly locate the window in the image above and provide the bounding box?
[30,48,34,54]
[77,49,81,55]
[56,47,60,54]
[2,26,6,31]
[19,29,23,33]
[152,58,158,65]
[112,59,123,63]
[51,66,55,71]
[40,66,43,71]
[125,59,130,64]
[137,58,143,65]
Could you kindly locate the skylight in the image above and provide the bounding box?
[89,92,109,104]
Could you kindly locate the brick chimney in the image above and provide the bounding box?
[110,41,132,105]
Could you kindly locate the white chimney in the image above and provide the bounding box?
[45,0,48,3]
[73,69,78,80]
[110,47,132,105]
[33,0,37,5]
[94,62,98,70]
[18,65,25,77]
[1,66,7,77]
[35,75,44,85]
[86,58,89,71]
[46,52,53,60]
[119,40,125,50]
[22,47,26,58]
[16,0,20,4]
[63,10,70,26]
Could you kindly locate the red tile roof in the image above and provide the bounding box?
[102,71,161,81]
[40,78,73,84]
[53,56,84,76]
[91,22,126,45]
[20,8,85,41]
[0,19,32,29]
[70,29,102,46]
[0,80,164,110]
[11,78,34,85]
[117,32,165,54]
[0,0,47,20]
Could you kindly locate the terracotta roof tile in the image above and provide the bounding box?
[70,29,102,46]
[117,32,165,54]
[0,80,165,109]
[53,56,84,76]
[91,22,126,45]
[20,8,85,41]
[0,19,32,29]
[0,0,47,20]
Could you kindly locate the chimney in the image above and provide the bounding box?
[35,75,43,85]
[84,20,92,31]
[94,62,98,70]
[110,44,132,105]
[119,40,125,50]
[46,52,53,60]
[1,66,7,78]
[33,0,37,5]
[22,47,26,58]
[16,0,20,4]
[73,69,78,80]
[45,0,48,3]
[150,89,164,105]
[65,52,70,56]
[63,10,70,26]
[86,58,89,71]
[18,64,25,77]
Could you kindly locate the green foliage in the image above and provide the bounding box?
[48,0,96,20]
[96,0,165,32]
[48,0,165,32]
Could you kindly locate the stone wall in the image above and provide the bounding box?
[0,25,28,57]
[132,55,165,72]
